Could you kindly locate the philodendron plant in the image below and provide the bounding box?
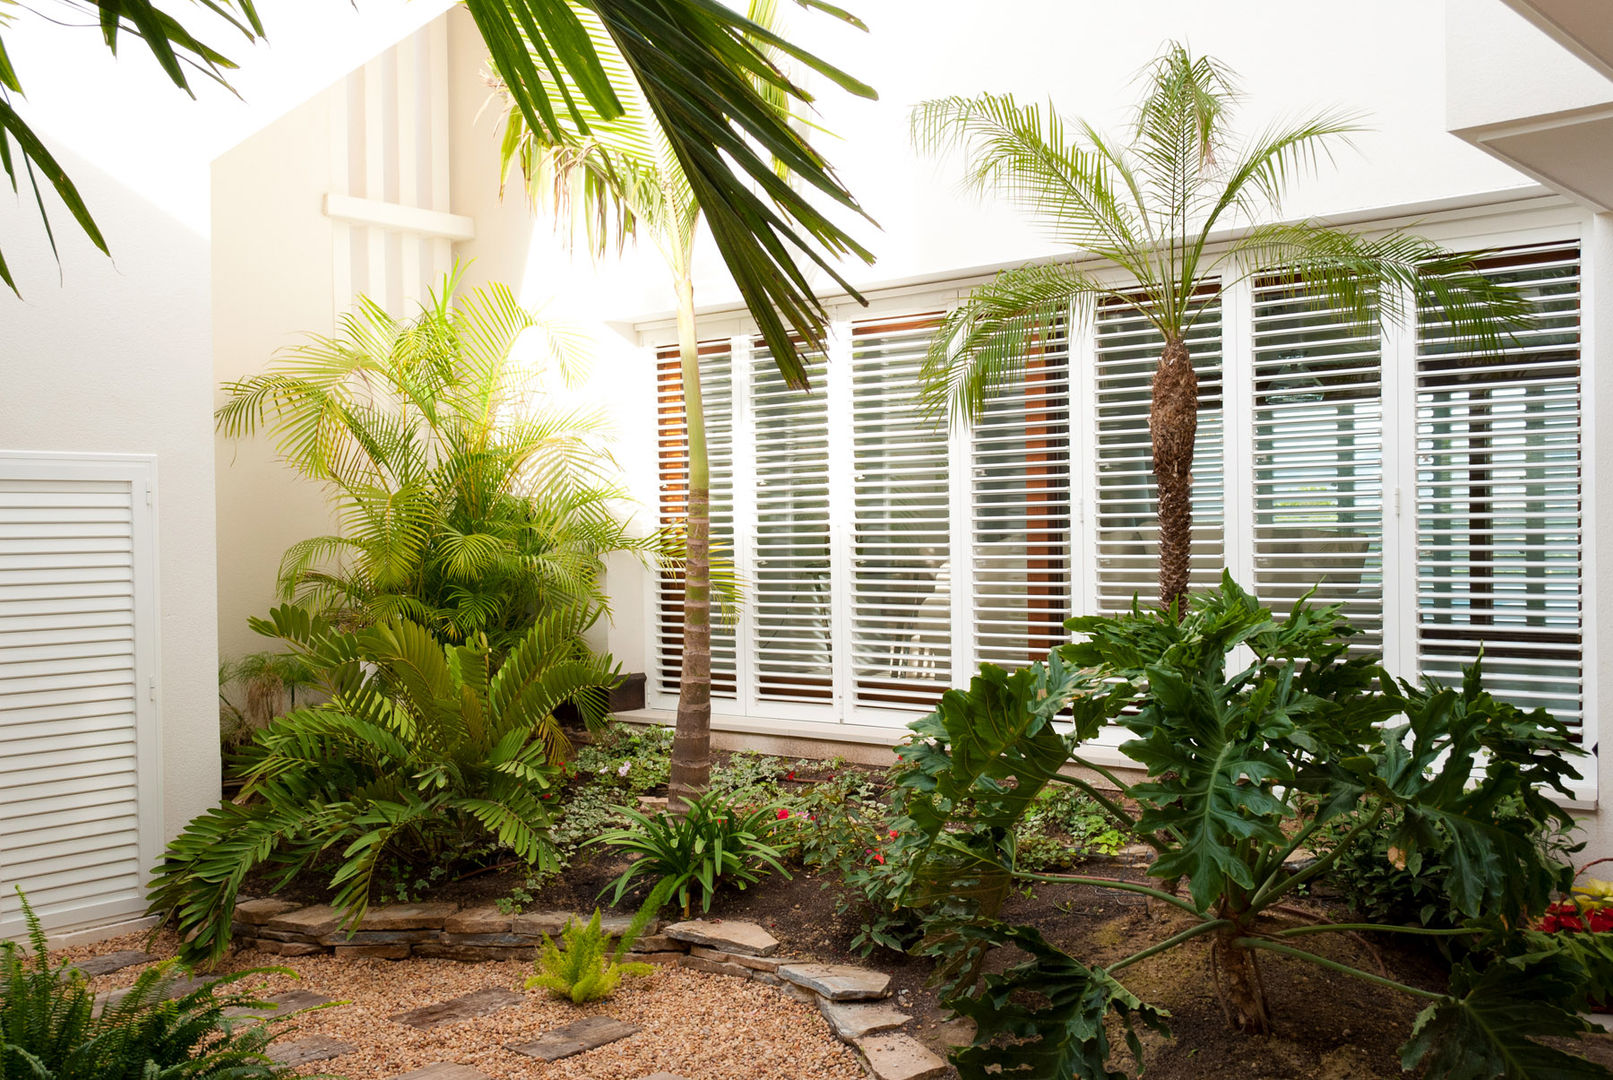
[889,575,1599,1080]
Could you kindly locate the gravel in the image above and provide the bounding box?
[53,928,870,1079]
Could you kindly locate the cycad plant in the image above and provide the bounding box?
[217,270,660,656]
[150,603,620,964]
[912,44,1529,615]
[495,0,854,808]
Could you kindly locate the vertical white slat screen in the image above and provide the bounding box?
[1251,280,1384,648]
[849,314,953,710]
[1093,293,1225,612]
[971,320,1073,668]
[750,342,835,705]
[1416,244,1583,729]
[0,474,149,936]
[654,343,737,701]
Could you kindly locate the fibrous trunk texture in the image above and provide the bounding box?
[668,277,710,814]
[1211,926,1272,1035]
[1151,336,1198,617]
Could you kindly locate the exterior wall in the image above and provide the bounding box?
[1447,0,1613,132]
[0,149,221,878]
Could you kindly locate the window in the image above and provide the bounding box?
[1415,244,1583,729]
[648,236,1589,744]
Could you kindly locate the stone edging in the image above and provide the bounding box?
[231,900,947,1080]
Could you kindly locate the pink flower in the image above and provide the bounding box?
[776,808,791,820]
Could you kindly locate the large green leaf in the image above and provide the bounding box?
[1402,952,1606,1080]
[944,922,1168,1080]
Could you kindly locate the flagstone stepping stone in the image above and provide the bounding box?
[94,974,222,1016]
[389,987,523,1030]
[780,963,891,1001]
[663,919,779,956]
[225,989,334,1024]
[818,999,910,1039]
[506,1016,641,1062]
[234,898,303,926]
[856,1033,949,1080]
[266,1034,357,1066]
[67,950,154,978]
[388,1065,492,1080]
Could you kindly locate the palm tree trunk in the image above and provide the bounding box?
[668,273,711,813]
[1151,336,1197,617]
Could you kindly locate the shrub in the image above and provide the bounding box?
[1,892,299,1079]
[892,576,1592,1080]
[524,887,668,1004]
[596,791,791,917]
[151,604,619,964]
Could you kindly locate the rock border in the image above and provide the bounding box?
[232,902,945,1079]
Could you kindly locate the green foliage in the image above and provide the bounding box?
[524,893,663,1003]
[889,575,1589,1078]
[1015,787,1126,873]
[216,272,672,657]
[0,891,297,1079]
[597,791,791,917]
[575,723,674,794]
[151,605,619,965]
[942,922,1169,1080]
[709,750,788,800]
[218,651,320,755]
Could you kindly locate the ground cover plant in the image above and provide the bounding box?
[885,575,1599,1079]
[151,602,619,964]
[1,893,298,1079]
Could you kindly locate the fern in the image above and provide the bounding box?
[525,910,652,1004]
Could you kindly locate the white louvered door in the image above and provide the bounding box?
[0,454,158,937]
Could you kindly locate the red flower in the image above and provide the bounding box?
[776,808,791,820]
[889,829,899,839]
[873,853,885,865]
[787,771,796,781]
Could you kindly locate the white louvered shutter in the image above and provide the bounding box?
[1415,245,1583,729]
[1093,294,1225,612]
[0,464,156,936]
[972,321,1073,668]
[1251,280,1384,648]
[654,343,736,701]
[849,314,952,710]
[750,342,835,706]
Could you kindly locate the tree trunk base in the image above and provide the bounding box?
[1211,929,1272,1035]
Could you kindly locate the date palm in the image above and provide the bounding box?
[496,0,835,809]
[913,44,1528,615]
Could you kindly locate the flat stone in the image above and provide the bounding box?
[68,950,154,977]
[319,929,439,946]
[856,1034,949,1080]
[388,1066,492,1080]
[335,944,411,960]
[412,944,536,963]
[511,911,575,936]
[226,989,333,1023]
[356,903,458,931]
[780,963,891,1001]
[635,934,686,953]
[818,999,910,1040]
[663,919,779,957]
[235,898,303,926]
[507,1016,642,1062]
[599,913,658,938]
[619,951,684,965]
[679,955,751,979]
[389,988,524,1030]
[690,945,782,972]
[265,904,342,937]
[93,974,221,1017]
[441,932,537,948]
[444,908,513,935]
[266,1035,356,1066]
[935,1017,977,1047]
[250,928,326,944]
[247,939,326,957]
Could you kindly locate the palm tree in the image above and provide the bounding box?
[913,44,1529,616]
[7,0,875,387]
[216,270,664,657]
[495,0,819,811]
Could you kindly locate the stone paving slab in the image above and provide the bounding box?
[264,904,341,937]
[388,987,523,1030]
[855,1034,949,1080]
[689,945,782,972]
[266,1034,356,1066]
[663,919,779,957]
[225,989,333,1022]
[779,963,891,1001]
[388,1065,492,1080]
[507,1016,641,1062]
[356,903,458,930]
[67,950,154,978]
[818,999,910,1040]
[235,898,303,926]
[94,974,222,1016]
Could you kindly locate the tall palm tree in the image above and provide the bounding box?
[913,45,1529,616]
[495,0,811,810]
[7,0,875,388]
